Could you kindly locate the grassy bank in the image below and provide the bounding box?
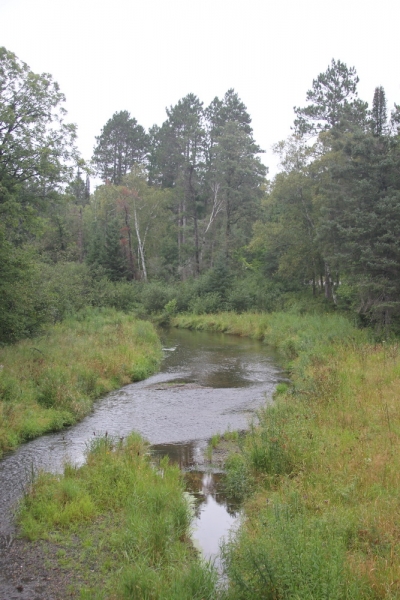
[0,308,162,457]
[18,433,218,599]
[174,312,400,599]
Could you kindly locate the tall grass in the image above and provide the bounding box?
[174,312,400,598]
[18,433,219,599]
[0,308,162,457]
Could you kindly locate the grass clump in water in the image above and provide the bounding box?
[0,308,162,457]
[18,433,219,599]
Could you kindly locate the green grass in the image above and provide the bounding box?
[18,433,219,599]
[0,308,162,457]
[174,311,400,598]
[13,308,400,597]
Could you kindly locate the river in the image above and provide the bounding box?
[0,327,282,565]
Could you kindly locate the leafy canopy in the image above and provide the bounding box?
[0,46,77,198]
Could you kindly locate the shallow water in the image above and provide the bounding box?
[0,327,283,562]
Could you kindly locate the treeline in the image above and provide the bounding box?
[255,62,400,329]
[1,47,400,343]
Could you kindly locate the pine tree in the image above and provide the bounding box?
[205,91,266,261]
[92,111,148,184]
[317,130,400,324]
[153,94,205,276]
[294,59,368,136]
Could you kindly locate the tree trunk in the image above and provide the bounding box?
[123,205,136,280]
[324,262,337,304]
[133,204,147,281]
[78,207,83,263]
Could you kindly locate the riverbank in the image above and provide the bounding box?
[14,433,217,599]
[6,310,400,598]
[174,312,400,598]
[0,308,162,458]
[2,323,275,600]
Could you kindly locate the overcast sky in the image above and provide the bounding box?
[2,0,399,180]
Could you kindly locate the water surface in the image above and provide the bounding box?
[0,327,282,562]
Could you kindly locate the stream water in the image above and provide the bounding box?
[0,327,282,565]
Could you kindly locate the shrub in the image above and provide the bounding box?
[139,281,175,313]
[189,292,224,315]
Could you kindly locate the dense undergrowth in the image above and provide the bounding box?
[0,308,162,457]
[174,312,400,599]
[18,433,218,599]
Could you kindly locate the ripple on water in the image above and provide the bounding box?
[0,327,283,562]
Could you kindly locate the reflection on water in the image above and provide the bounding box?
[0,327,283,564]
[185,471,240,518]
[152,441,242,565]
[151,441,207,468]
[188,472,238,564]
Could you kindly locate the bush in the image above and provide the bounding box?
[189,292,224,314]
[139,281,175,313]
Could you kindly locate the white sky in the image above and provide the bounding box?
[1,0,399,179]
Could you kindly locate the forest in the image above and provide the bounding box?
[2,46,400,345]
[3,46,400,599]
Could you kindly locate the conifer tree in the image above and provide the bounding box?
[153,94,205,276]
[371,86,387,136]
[92,111,148,184]
[294,59,367,136]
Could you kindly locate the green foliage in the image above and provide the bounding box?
[3,45,400,344]
[0,46,77,204]
[294,58,367,136]
[371,86,387,136]
[139,281,175,313]
[189,292,223,315]
[0,234,44,342]
[224,453,253,502]
[92,111,148,184]
[246,410,294,477]
[164,298,178,315]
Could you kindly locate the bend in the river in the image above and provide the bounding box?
[0,327,284,564]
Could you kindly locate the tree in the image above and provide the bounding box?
[92,111,148,184]
[154,94,205,276]
[294,59,368,137]
[371,86,387,136]
[211,121,266,259]
[205,89,252,139]
[0,47,78,224]
[86,183,131,280]
[315,129,400,324]
[120,168,170,280]
[250,138,323,294]
[0,48,82,341]
[204,90,266,263]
